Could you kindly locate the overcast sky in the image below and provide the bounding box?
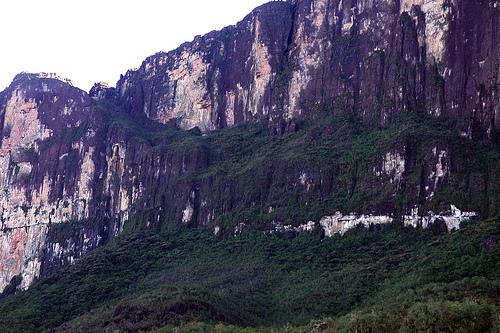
[0,0,270,92]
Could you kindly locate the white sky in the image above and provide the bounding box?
[0,0,270,92]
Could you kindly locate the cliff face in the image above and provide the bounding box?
[0,0,499,292]
[117,2,293,132]
[0,74,94,290]
[0,73,213,291]
[118,0,500,139]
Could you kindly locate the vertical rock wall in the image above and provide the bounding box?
[116,0,500,141]
[0,74,209,291]
[117,2,293,132]
[0,74,96,290]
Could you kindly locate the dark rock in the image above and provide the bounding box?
[484,236,499,251]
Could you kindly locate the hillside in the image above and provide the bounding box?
[0,209,499,332]
[0,112,499,331]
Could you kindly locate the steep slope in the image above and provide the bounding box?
[0,80,498,295]
[0,0,499,293]
[0,73,99,291]
[117,1,293,132]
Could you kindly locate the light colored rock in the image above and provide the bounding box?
[234,222,246,235]
[295,221,316,233]
[309,204,477,237]
[246,17,273,117]
[400,0,450,63]
[374,150,406,187]
[0,86,98,291]
[320,212,394,236]
[426,147,449,200]
[403,204,477,230]
[286,0,330,118]
[182,202,194,223]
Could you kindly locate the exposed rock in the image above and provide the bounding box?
[373,150,406,189]
[0,74,95,290]
[319,213,394,236]
[89,82,116,101]
[114,0,500,143]
[0,0,498,292]
[402,205,477,230]
[117,2,293,132]
[271,203,477,237]
[315,204,476,236]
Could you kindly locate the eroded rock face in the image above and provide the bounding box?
[117,2,293,132]
[89,82,116,101]
[0,0,498,292]
[116,0,499,141]
[0,74,209,291]
[402,204,477,230]
[254,204,476,237]
[0,73,94,290]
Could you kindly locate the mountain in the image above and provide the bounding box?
[0,0,499,308]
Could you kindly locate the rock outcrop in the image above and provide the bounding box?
[0,73,94,290]
[0,0,499,292]
[0,73,212,291]
[117,2,293,132]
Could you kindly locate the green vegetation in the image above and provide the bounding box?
[0,215,499,332]
[170,111,500,233]
[2,98,500,331]
[92,99,195,147]
[88,100,500,234]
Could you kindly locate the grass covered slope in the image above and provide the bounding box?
[0,215,499,332]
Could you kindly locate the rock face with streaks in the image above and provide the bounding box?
[0,0,499,292]
[0,73,209,290]
[117,0,500,141]
[0,73,95,289]
[117,2,294,132]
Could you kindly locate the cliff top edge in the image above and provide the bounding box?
[12,72,75,87]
